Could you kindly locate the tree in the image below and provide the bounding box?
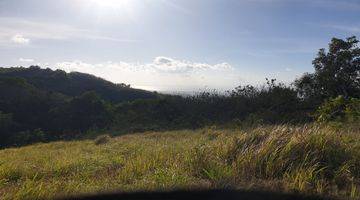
[295,36,360,100]
[0,111,13,133]
[50,91,113,133]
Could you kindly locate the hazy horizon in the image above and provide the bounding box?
[1,0,359,91]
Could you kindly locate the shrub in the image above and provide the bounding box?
[0,111,13,131]
[94,134,111,145]
[316,96,360,122]
[345,98,360,122]
[11,129,47,146]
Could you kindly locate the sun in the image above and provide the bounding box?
[89,0,132,9]
[78,0,141,21]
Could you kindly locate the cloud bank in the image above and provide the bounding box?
[48,57,241,92]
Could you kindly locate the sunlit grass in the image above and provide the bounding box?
[0,125,359,199]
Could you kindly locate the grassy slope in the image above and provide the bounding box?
[0,125,359,199]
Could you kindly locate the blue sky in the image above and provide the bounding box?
[0,0,359,91]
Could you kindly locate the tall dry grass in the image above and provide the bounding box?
[0,124,359,199]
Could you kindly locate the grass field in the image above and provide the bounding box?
[0,124,359,199]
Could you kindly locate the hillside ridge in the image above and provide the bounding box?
[0,66,158,102]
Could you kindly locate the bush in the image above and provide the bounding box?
[0,112,14,143]
[0,111,13,130]
[316,96,360,122]
[12,129,47,146]
[94,134,111,145]
[345,98,360,122]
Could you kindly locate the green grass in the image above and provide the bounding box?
[0,124,359,199]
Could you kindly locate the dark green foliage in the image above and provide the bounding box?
[345,98,360,122]
[295,36,360,103]
[2,69,306,147]
[295,36,360,122]
[0,111,15,144]
[229,79,305,123]
[0,77,67,138]
[0,67,158,147]
[12,129,47,146]
[316,96,360,122]
[50,91,113,133]
[113,79,308,132]
[0,111,13,131]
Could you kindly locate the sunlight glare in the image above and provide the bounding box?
[79,0,142,21]
[89,0,132,10]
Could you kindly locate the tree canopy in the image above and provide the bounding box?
[296,36,360,100]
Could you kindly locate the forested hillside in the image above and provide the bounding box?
[0,67,159,147]
[0,66,158,102]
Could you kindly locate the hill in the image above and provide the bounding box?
[0,124,359,199]
[0,66,160,147]
[0,66,158,102]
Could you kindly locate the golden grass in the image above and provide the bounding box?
[0,125,359,199]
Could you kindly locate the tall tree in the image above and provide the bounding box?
[296,36,360,100]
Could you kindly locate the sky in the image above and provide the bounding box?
[0,0,359,92]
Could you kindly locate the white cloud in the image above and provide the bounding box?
[150,56,232,73]
[285,67,292,72]
[19,58,34,62]
[48,57,245,92]
[11,34,30,44]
